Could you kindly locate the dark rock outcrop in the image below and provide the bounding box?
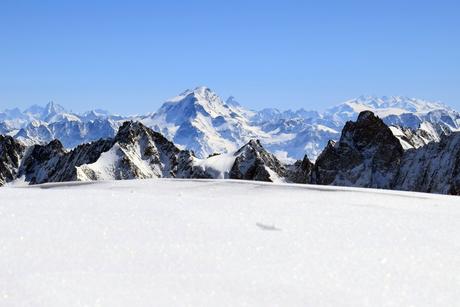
[175,150,214,179]
[312,111,404,188]
[20,139,67,184]
[229,140,286,182]
[286,155,313,184]
[0,135,25,186]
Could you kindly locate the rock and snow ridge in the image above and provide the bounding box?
[2,88,459,161]
[4,121,289,186]
[2,111,460,195]
[311,111,460,194]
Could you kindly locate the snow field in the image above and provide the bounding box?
[1,179,460,306]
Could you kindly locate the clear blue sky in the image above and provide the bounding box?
[1,0,459,114]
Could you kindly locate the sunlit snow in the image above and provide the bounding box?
[1,179,460,306]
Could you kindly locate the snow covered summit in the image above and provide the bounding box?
[142,86,264,158]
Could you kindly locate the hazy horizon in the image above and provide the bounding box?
[0,87,454,116]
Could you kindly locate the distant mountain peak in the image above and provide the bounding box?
[343,95,450,113]
[43,101,66,117]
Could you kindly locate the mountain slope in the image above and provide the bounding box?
[395,133,460,194]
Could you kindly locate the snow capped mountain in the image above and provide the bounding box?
[141,86,265,158]
[0,101,123,148]
[1,88,459,161]
[138,87,340,162]
[325,95,455,120]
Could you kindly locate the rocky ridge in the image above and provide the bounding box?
[1,111,460,195]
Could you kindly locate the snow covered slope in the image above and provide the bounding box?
[1,179,460,306]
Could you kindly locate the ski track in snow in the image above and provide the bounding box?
[1,179,460,306]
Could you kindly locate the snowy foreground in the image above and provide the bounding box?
[1,180,460,306]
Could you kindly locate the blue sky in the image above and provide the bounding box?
[1,0,459,114]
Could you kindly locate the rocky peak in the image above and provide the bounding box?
[234,139,265,155]
[230,139,286,182]
[340,110,402,151]
[286,155,313,184]
[313,111,404,188]
[41,101,67,121]
[115,121,180,157]
[116,121,152,142]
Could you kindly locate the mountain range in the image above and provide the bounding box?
[1,109,460,195]
[1,87,459,163]
[0,87,458,161]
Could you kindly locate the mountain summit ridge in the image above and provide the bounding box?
[1,88,459,161]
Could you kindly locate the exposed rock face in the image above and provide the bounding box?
[175,151,214,179]
[394,133,460,195]
[286,155,313,184]
[312,111,404,188]
[20,139,67,184]
[0,135,25,186]
[229,140,286,182]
